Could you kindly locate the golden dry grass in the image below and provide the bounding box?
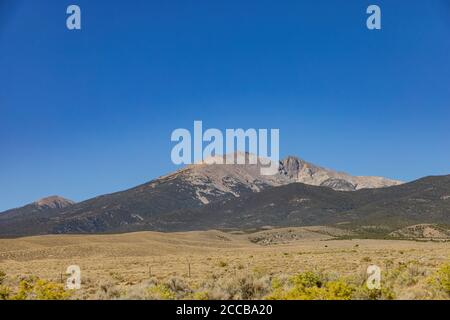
[0,227,449,299]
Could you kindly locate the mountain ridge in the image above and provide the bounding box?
[0,154,431,238]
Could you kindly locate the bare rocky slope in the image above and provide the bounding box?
[279,156,401,191]
[162,153,402,203]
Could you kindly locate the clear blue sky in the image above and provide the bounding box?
[0,0,449,211]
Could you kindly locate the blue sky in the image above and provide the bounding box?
[0,0,449,211]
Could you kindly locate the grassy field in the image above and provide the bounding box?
[0,227,449,300]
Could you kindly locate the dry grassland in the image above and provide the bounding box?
[0,227,449,300]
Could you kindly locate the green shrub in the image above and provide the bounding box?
[0,285,11,300]
[290,271,324,289]
[429,263,450,297]
[218,261,228,268]
[147,284,176,300]
[191,291,209,300]
[267,271,355,300]
[97,281,122,299]
[353,286,396,300]
[0,270,5,284]
[11,277,71,300]
[33,279,72,300]
[324,280,355,300]
[195,273,271,300]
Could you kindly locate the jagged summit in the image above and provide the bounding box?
[156,152,402,205]
[167,152,402,194]
[278,156,402,190]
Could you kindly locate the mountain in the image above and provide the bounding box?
[156,175,450,234]
[33,196,75,209]
[0,174,445,238]
[0,196,74,219]
[152,153,402,205]
[0,154,405,237]
[0,196,75,237]
[279,156,402,191]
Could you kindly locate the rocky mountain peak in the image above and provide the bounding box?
[34,196,75,210]
[279,156,305,178]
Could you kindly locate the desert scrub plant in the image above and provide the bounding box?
[231,274,271,299]
[147,284,176,300]
[267,271,355,300]
[348,268,395,300]
[324,280,356,300]
[164,277,192,298]
[0,285,11,300]
[137,277,192,300]
[122,278,157,300]
[197,273,272,300]
[252,266,270,278]
[33,279,71,300]
[96,280,122,300]
[109,271,125,283]
[0,270,6,284]
[290,271,324,288]
[370,260,428,298]
[11,277,71,300]
[428,262,450,297]
[218,260,228,268]
[352,286,395,300]
[191,291,209,300]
